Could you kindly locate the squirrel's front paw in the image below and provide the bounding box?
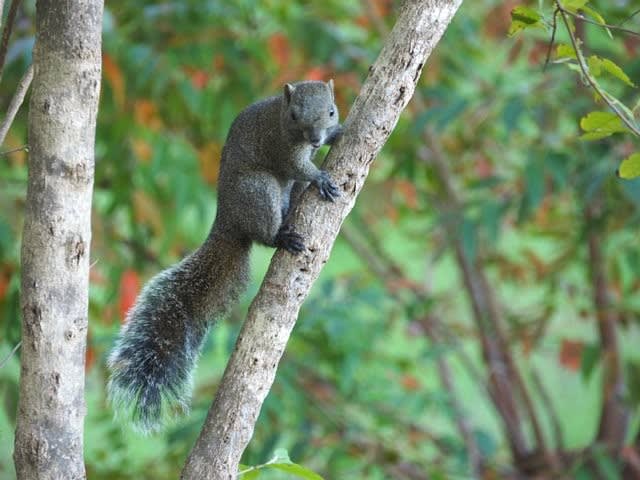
[274,224,305,254]
[315,171,341,202]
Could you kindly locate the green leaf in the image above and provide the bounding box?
[579,111,628,140]
[580,5,612,38]
[272,448,292,464]
[268,463,325,480]
[508,6,544,37]
[588,56,635,87]
[555,43,576,60]
[562,0,588,13]
[617,153,640,179]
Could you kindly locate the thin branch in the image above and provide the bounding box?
[530,367,564,450]
[556,1,640,137]
[0,341,21,369]
[0,63,33,147]
[619,8,640,26]
[0,0,21,82]
[543,8,560,71]
[0,144,28,156]
[558,6,640,37]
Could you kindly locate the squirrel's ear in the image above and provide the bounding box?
[327,79,335,100]
[284,83,295,103]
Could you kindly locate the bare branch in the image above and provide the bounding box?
[0,144,28,156]
[0,341,21,369]
[0,63,33,147]
[180,1,464,478]
[559,6,640,37]
[0,0,21,82]
[543,8,560,71]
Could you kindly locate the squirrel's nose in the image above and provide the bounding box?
[309,135,322,147]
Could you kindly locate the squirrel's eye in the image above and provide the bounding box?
[290,112,297,121]
[329,108,335,117]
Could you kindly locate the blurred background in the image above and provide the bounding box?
[1,0,640,478]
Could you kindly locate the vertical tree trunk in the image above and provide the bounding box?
[13,1,102,478]
[181,1,463,478]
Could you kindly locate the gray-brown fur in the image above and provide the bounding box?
[107,80,341,433]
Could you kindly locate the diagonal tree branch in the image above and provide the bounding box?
[180,1,464,478]
[0,63,33,147]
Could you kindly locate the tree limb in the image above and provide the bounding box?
[180,1,464,478]
[0,63,33,147]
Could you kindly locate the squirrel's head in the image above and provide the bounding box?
[282,80,339,147]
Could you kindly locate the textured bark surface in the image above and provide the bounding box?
[13,1,103,479]
[181,1,463,478]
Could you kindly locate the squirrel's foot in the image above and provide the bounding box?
[315,171,341,202]
[274,224,305,254]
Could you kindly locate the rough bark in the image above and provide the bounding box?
[180,1,464,478]
[13,1,102,479]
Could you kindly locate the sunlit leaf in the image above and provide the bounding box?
[579,111,628,140]
[617,153,640,179]
[580,5,612,38]
[562,0,589,13]
[588,56,635,87]
[269,463,325,480]
[508,6,544,37]
[555,43,576,60]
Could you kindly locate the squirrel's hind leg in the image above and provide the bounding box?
[234,172,304,254]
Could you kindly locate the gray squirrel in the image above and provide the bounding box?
[107,80,342,433]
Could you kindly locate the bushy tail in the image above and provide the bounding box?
[107,230,250,434]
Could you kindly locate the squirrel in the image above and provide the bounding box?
[107,80,342,433]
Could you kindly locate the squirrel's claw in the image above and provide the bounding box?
[316,171,341,202]
[275,224,305,254]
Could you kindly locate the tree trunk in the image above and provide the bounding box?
[13,1,102,478]
[180,1,463,478]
